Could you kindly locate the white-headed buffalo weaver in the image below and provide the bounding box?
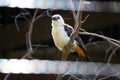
[51,14,91,61]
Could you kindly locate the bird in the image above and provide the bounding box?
[51,14,91,61]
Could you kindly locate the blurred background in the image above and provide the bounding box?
[0,0,120,80]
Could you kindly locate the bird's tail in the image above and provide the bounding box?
[76,45,91,62]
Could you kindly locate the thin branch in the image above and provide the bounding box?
[62,0,83,60]
[70,75,82,80]
[107,47,118,63]
[33,44,49,51]
[4,9,48,80]
[100,48,120,80]
[14,12,30,31]
[79,32,120,47]
[82,15,89,23]
[4,73,11,80]
[105,46,113,61]
[57,0,84,80]
[99,72,120,80]
[80,28,87,32]
[35,10,48,21]
[4,10,34,80]
[25,9,38,58]
[94,47,118,80]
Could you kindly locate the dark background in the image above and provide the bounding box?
[0,1,120,80]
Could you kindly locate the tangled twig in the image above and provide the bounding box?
[79,32,120,48]
[4,9,49,80]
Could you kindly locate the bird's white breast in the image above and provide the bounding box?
[52,26,70,51]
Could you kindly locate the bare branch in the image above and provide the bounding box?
[4,9,48,80]
[26,9,38,55]
[14,12,30,31]
[79,32,120,48]
[35,10,47,21]
[4,73,11,80]
[62,0,84,61]
[99,72,120,80]
[93,47,118,80]
[107,47,118,63]
[82,15,89,23]
[56,0,84,80]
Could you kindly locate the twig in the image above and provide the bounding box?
[82,15,89,23]
[4,9,48,80]
[26,9,49,57]
[56,0,84,80]
[35,10,48,21]
[14,12,30,31]
[94,47,118,80]
[26,9,38,52]
[99,48,120,80]
[33,44,49,51]
[4,73,11,80]
[70,75,82,80]
[105,46,113,61]
[107,47,118,63]
[98,72,120,80]
[25,10,38,58]
[62,0,83,60]
[4,10,32,80]
[80,28,87,32]
[79,32,120,47]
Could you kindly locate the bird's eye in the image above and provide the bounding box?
[52,16,60,21]
[57,17,60,19]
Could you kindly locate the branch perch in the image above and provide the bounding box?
[79,32,120,48]
[62,0,83,61]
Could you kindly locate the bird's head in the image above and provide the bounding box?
[51,14,65,27]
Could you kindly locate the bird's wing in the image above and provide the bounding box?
[64,24,73,37]
[64,24,87,51]
[64,24,91,61]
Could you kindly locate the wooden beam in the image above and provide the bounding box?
[0,59,120,78]
[0,0,120,13]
